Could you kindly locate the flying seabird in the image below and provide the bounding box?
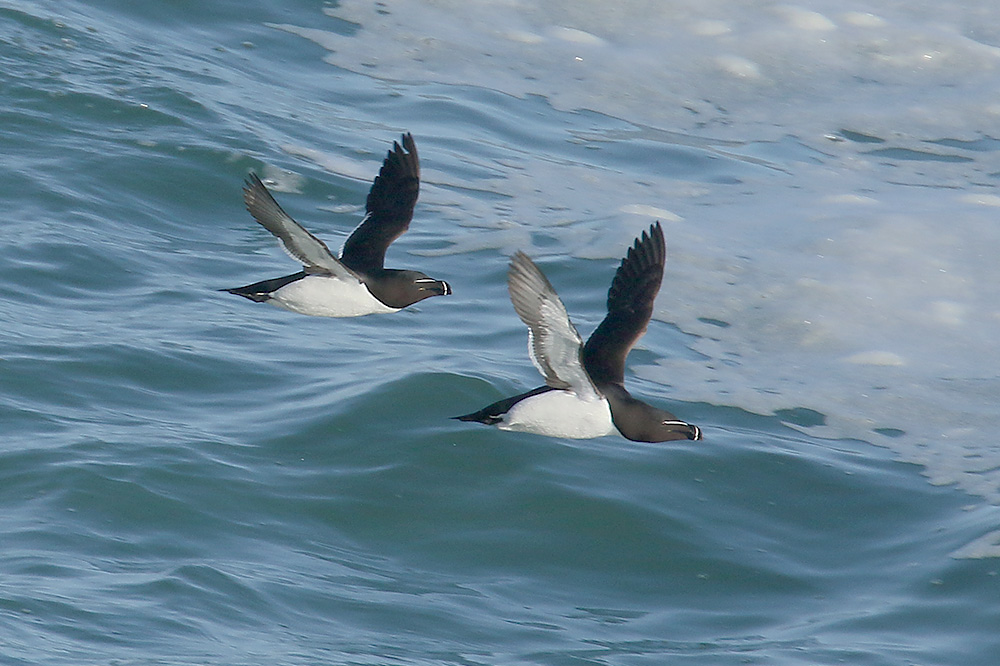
[223,133,451,316]
[454,222,701,442]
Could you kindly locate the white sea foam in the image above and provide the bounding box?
[295,0,1000,145]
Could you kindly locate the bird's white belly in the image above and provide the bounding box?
[269,275,397,317]
[500,390,615,439]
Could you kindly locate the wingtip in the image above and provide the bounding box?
[635,220,665,258]
[620,220,666,281]
[401,132,416,154]
[242,172,269,208]
[507,251,548,303]
[389,132,418,160]
[369,132,420,198]
[508,250,536,274]
[649,219,665,251]
[244,171,265,189]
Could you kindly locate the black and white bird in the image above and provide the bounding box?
[223,133,451,317]
[455,222,701,442]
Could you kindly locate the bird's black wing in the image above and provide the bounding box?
[339,133,420,273]
[581,222,666,386]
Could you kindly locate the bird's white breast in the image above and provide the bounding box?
[500,389,615,439]
[269,275,397,317]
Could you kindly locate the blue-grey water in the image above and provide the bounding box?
[3,1,1000,664]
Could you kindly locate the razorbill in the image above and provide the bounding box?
[454,222,701,442]
[223,133,451,316]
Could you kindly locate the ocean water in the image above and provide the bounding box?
[2,0,1000,664]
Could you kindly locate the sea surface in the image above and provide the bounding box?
[2,1,1000,664]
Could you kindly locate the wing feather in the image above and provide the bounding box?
[339,133,420,273]
[582,222,666,386]
[242,174,358,281]
[507,252,602,400]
